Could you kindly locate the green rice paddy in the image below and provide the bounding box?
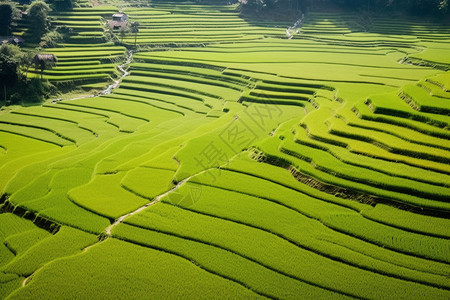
[0,1,449,299]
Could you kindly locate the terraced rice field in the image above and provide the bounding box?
[1,2,449,299]
[27,6,127,87]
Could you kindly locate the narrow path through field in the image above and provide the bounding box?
[56,50,135,103]
[19,169,212,289]
[99,50,134,96]
[105,169,208,236]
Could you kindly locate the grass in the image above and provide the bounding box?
[2,227,97,277]
[123,202,449,299]
[0,3,449,299]
[68,173,149,220]
[189,167,450,275]
[113,223,346,299]
[8,239,261,299]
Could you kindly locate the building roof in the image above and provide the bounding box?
[108,20,127,29]
[32,54,58,63]
[13,37,25,43]
[112,13,126,18]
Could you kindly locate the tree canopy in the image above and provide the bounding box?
[0,44,53,105]
[0,2,17,36]
[27,1,51,41]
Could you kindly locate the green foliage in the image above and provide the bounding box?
[124,202,450,298]
[0,3,449,299]
[113,223,345,299]
[8,239,261,299]
[0,2,16,36]
[0,44,23,96]
[68,173,149,219]
[2,226,97,276]
[27,1,51,42]
[243,0,450,15]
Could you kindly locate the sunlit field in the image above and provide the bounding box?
[0,1,449,298]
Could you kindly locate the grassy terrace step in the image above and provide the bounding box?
[240,93,308,106]
[402,84,450,115]
[44,63,116,71]
[294,123,450,188]
[176,180,450,288]
[55,60,101,66]
[418,80,450,98]
[117,82,214,111]
[98,93,192,116]
[258,133,450,212]
[28,67,116,77]
[366,92,449,128]
[189,163,447,262]
[121,4,287,45]
[343,103,450,151]
[128,70,245,92]
[1,4,450,298]
[328,117,450,164]
[302,106,450,175]
[361,204,450,239]
[113,223,345,299]
[280,137,450,202]
[0,113,94,146]
[44,50,126,58]
[112,88,211,114]
[55,98,155,133]
[123,202,449,299]
[1,226,96,277]
[129,64,251,87]
[409,47,450,66]
[427,71,450,91]
[59,42,116,47]
[53,16,103,21]
[8,239,260,299]
[13,105,113,136]
[52,20,103,26]
[68,173,149,219]
[352,99,450,139]
[0,123,72,147]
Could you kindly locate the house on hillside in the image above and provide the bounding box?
[32,54,58,79]
[1,36,25,45]
[108,13,128,30]
[11,37,25,45]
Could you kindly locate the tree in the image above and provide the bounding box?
[27,1,51,41]
[131,22,139,47]
[119,22,130,43]
[0,2,15,36]
[47,0,75,11]
[0,44,23,102]
[32,54,57,79]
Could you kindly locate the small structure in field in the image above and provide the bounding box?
[11,36,25,45]
[108,13,128,30]
[32,54,58,79]
[1,36,25,45]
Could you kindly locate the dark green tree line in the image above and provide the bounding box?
[27,1,51,42]
[0,44,54,105]
[242,0,449,16]
[0,2,19,36]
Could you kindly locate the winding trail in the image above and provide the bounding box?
[55,50,134,103]
[99,50,134,96]
[104,170,207,236]
[286,14,305,39]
